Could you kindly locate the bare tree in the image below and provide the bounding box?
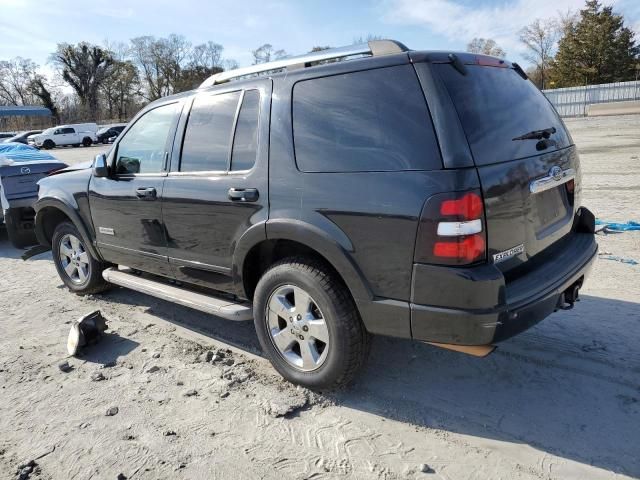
[352,34,383,44]
[130,36,167,100]
[51,43,115,119]
[466,38,506,58]
[191,41,224,70]
[0,57,38,105]
[519,19,559,89]
[251,44,287,64]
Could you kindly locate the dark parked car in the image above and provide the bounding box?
[96,124,126,144]
[0,143,67,247]
[2,130,42,145]
[33,40,597,389]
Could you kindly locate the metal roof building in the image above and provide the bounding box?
[0,106,52,117]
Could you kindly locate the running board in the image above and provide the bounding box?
[102,268,253,321]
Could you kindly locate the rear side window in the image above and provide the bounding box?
[293,65,441,172]
[230,90,260,171]
[181,91,241,172]
[434,65,571,166]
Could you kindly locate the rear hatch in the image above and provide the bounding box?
[433,59,579,273]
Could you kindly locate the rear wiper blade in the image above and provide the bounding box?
[512,127,556,141]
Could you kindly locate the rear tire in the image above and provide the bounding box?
[82,137,92,147]
[253,257,370,390]
[52,221,110,295]
[42,139,55,150]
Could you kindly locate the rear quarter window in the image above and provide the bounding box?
[292,65,442,172]
[434,64,571,166]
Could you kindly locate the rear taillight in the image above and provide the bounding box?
[414,190,487,266]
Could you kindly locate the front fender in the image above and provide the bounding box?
[34,197,102,261]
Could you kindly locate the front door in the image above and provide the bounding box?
[89,101,182,276]
[162,81,271,291]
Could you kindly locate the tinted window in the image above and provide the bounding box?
[434,65,570,166]
[62,128,75,134]
[231,90,260,171]
[293,65,441,172]
[181,91,240,172]
[115,103,177,175]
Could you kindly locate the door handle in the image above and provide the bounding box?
[228,188,259,202]
[136,187,157,200]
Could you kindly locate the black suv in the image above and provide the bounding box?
[96,124,126,144]
[34,40,597,389]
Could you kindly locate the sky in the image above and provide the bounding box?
[1,0,640,75]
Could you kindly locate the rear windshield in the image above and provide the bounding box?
[434,64,571,166]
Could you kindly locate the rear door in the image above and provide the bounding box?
[433,61,578,272]
[162,80,270,291]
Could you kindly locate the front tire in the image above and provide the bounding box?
[52,221,109,295]
[42,139,55,150]
[253,257,370,390]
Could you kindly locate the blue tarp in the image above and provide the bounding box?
[595,219,640,232]
[0,142,56,162]
[0,106,52,117]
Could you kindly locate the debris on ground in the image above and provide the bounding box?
[15,460,38,480]
[146,366,161,374]
[67,310,108,356]
[105,406,119,417]
[183,389,198,397]
[90,371,105,382]
[58,361,72,373]
[598,253,639,265]
[420,463,435,474]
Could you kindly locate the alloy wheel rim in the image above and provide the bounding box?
[59,234,90,285]
[266,284,330,372]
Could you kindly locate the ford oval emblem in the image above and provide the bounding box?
[20,166,31,174]
[549,165,563,181]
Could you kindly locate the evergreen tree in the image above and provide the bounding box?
[552,0,639,87]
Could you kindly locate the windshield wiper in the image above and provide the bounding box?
[512,127,556,141]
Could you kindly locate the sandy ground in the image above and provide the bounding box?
[1,116,639,480]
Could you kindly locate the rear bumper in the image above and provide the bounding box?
[410,230,598,345]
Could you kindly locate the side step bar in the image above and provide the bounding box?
[102,268,253,321]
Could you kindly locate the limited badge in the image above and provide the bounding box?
[493,244,525,263]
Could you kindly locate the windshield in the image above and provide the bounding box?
[42,128,54,135]
[97,127,111,135]
[434,64,571,166]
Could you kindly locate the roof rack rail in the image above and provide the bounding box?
[199,39,409,88]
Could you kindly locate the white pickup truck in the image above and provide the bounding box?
[28,123,98,149]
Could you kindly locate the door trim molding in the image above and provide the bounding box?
[169,256,231,275]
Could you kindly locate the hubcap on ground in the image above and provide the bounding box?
[59,233,90,284]
[266,284,330,371]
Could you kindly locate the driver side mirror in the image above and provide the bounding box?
[93,153,109,178]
